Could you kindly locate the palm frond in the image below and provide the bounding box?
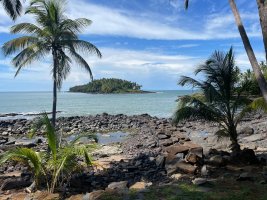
[184,0,189,9]
[2,0,22,20]
[2,36,39,56]
[63,40,102,58]
[247,97,267,112]
[60,18,92,34]
[11,23,48,36]
[0,148,42,176]
[179,75,202,87]
[42,114,57,160]
[68,48,93,80]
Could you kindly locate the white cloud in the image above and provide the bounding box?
[0,0,262,40]
[0,47,201,90]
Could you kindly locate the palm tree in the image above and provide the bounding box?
[1,0,22,20]
[173,48,252,152]
[183,0,267,104]
[0,114,96,193]
[2,0,102,142]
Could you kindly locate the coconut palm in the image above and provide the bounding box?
[0,114,96,193]
[173,48,253,152]
[1,0,22,20]
[183,0,267,104]
[2,0,102,142]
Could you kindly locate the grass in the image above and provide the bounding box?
[97,179,267,200]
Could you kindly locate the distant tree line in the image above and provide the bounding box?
[69,78,143,93]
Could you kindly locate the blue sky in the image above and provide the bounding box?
[0,0,265,91]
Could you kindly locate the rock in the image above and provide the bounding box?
[192,178,207,185]
[0,178,31,190]
[155,155,165,168]
[130,182,150,190]
[201,165,208,176]
[182,141,202,150]
[107,181,128,191]
[170,173,183,180]
[88,190,105,200]
[67,194,88,200]
[209,155,226,166]
[236,172,254,181]
[176,161,197,174]
[157,132,170,139]
[185,152,199,164]
[231,149,259,164]
[33,191,60,200]
[165,144,190,155]
[159,139,173,146]
[240,127,254,135]
[165,160,197,175]
[242,133,266,142]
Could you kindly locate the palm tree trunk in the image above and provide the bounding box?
[256,0,267,62]
[228,0,267,103]
[228,124,240,152]
[52,50,58,144]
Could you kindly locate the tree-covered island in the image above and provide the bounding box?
[69,78,152,94]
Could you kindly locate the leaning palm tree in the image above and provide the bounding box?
[173,48,253,152]
[2,0,102,143]
[183,0,267,104]
[1,0,22,20]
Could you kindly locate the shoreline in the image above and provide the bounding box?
[1,112,266,153]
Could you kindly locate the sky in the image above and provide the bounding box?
[0,0,265,91]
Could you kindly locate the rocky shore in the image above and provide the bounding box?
[0,113,266,199]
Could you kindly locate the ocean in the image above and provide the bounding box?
[0,90,194,119]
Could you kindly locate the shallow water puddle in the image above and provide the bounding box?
[66,131,129,145]
[96,131,129,145]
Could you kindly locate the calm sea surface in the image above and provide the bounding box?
[0,90,194,119]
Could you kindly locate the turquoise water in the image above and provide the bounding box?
[0,90,194,118]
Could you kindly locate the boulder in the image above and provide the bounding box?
[236,172,254,181]
[209,155,226,166]
[231,149,259,164]
[201,165,208,176]
[0,177,31,191]
[165,145,190,155]
[192,178,207,185]
[155,155,165,168]
[107,181,128,191]
[185,152,198,164]
[240,127,254,135]
[165,160,197,175]
[170,173,183,180]
[129,181,151,190]
[159,139,173,146]
[242,133,266,142]
[88,190,105,200]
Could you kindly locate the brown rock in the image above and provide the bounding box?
[33,191,60,200]
[66,194,84,200]
[176,161,197,174]
[183,141,202,150]
[185,152,198,164]
[165,160,197,175]
[88,190,105,200]
[107,181,128,191]
[130,182,147,190]
[165,144,190,155]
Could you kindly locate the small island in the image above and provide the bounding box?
[69,78,152,94]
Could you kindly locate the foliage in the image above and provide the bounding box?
[1,0,22,20]
[172,48,254,151]
[0,114,96,193]
[238,62,267,96]
[2,0,102,135]
[2,0,102,89]
[69,78,143,94]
